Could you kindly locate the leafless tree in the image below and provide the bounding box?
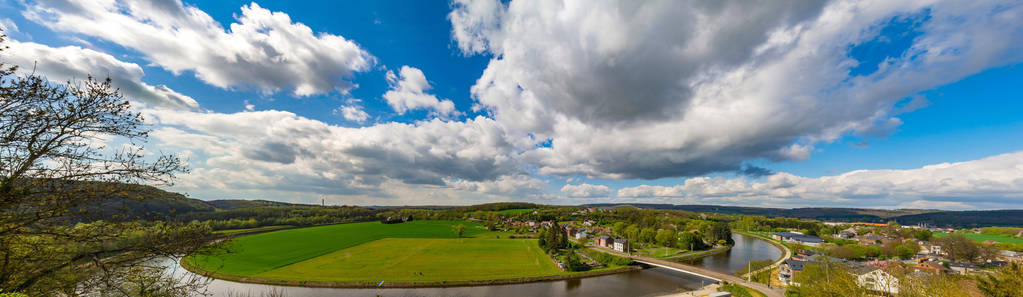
[0,29,217,296]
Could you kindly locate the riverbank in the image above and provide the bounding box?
[663,244,732,261]
[180,258,641,288]
[734,230,790,262]
[733,231,791,272]
[657,283,720,297]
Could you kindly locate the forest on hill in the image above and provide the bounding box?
[585,203,1023,227]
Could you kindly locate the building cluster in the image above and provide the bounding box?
[571,207,607,215]
[498,216,635,254]
[779,251,900,295]
[777,222,1023,295]
[592,235,632,253]
[837,224,1021,265]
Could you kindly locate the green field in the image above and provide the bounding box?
[636,246,689,258]
[186,220,567,282]
[256,238,562,282]
[213,225,293,236]
[933,232,1023,244]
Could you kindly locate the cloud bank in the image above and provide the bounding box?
[145,108,524,197]
[7,0,1023,208]
[618,152,1023,209]
[452,0,1023,180]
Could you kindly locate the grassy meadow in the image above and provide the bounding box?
[213,225,293,236]
[933,232,1023,244]
[636,246,689,258]
[256,238,562,282]
[186,220,487,276]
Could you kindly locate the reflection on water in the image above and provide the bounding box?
[683,233,782,274]
[170,233,778,297]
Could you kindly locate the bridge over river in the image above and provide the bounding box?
[592,245,787,297]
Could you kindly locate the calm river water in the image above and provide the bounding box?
[683,233,783,274]
[173,233,778,297]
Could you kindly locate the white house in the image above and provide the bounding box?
[575,231,588,240]
[613,238,631,253]
[923,245,943,255]
[856,269,899,295]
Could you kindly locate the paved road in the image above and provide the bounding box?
[591,245,786,297]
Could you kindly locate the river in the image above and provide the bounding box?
[172,233,778,297]
[683,233,784,274]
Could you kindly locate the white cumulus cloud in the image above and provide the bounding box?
[561,183,612,198]
[24,0,375,96]
[382,66,459,117]
[449,174,547,198]
[3,39,198,109]
[337,105,370,123]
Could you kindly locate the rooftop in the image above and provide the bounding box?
[775,232,824,243]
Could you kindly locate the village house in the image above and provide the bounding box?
[920,244,943,256]
[613,238,631,253]
[778,258,806,285]
[982,260,1008,268]
[1001,250,1023,262]
[575,231,588,240]
[594,235,612,247]
[857,234,885,245]
[913,261,950,274]
[778,251,825,285]
[773,232,824,247]
[948,262,979,274]
[780,252,866,286]
[855,267,899,295]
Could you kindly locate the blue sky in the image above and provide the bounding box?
[2,0,1022,209]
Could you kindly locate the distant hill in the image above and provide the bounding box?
[584,203,1023,227]
[73,185,1023,228]
[893,210,1023,228]
[205,199,304,210]
[81,184,317,220]
[86,184,216,221]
